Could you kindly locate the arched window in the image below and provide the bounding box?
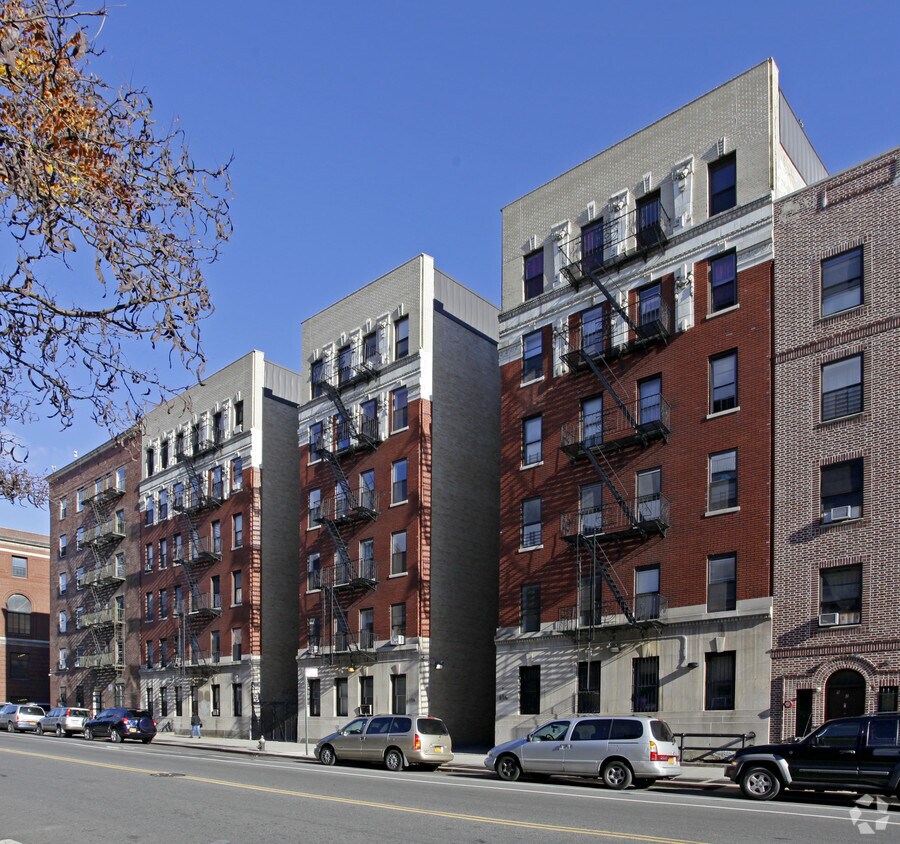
[825,668,866,720]
[6,594,32,636]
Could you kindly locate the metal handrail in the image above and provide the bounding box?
[674,731,756,763]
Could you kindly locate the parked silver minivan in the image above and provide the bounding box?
[485,715,682,788]
[316,714,454,771]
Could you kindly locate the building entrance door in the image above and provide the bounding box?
[825,669,865,720]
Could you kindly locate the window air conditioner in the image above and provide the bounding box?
[818,612,840,627]
[211,709,220,717]
[390,633,405,646]
[828,506,853,522]
[309,644,320,655]
[357,704,372,716]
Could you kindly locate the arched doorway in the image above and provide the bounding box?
[825,669,866,720]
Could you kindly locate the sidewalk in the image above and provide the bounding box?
[151,732,730,784]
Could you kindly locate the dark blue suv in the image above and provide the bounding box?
[84,708,156,743]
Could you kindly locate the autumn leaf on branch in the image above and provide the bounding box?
[0,0,232,506]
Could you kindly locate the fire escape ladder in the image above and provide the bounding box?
[580,352,639,432]
[320,517,353,569]
[320,447,354,505]
[583,536,637,626]
[584,265,642,339]
[583,448,642,532]
[320,382,361,441]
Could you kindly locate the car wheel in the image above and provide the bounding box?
[56,724,64,737]
[495,754,522,782]
[35,724,44,736]
[740,766,781,801]
[110,729,123,744]
[601,760,633,790]
[318,744,337,766]
[84,728,93,741]
[384,748,405,772]
[7,721,16,733]
[632,778,657,789]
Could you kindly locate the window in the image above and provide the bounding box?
[519,666,541,715]
[708,449,738,511]
[231,456,243,493]
[173,533,183,563]
[635,567,660,620]
[581,305,604,357]
[211,465,224,500]
[520,584,541,633]
[705,652,736,710]
[311,359,325,398]
[638,376,662,426]
[638,282,662,329]
[580,482,603,536]
[392,459,408,503]
[145,495,154,526]
[391,674,407,715]
[521,497,542,547]
[59,496,68,519]
[211,575,221,610]
[234,400,244,433]
[710,351,738,413]
[361,399,378,440]
[822,246,863,316]
[636,191,662,248]
[232,570,243,605]
[146,448,155,477]
[636,468,661,522]
[160,589,168,619]
[391,531,407,575]
[359,608,374,649]
[145,543,154,572]
[363,331,378,366]
[709,252,737,312]
[173,481,184,511]
[820,565,862,625]
[581,396,603,449]
[59,533,67,558]
[308,422,323,463]
[308,488,321,527]
[233,513,243,548]
[395,315,409,359]
[115,508,125,534]
[307,553,321,590]
[522,329,543,382]
[116,466,126,490]
[308,679,321,717]
[822,355,863,420]
[709,153,736,216]
[59,648,68,670]
[360,675,374,712]
[11,555,27,578]
[708,553,736,612]
[59,572,67,594]
[582,218,605,273]
[579,572,603,627]
[175,431,185,461]
[212,520,221,554]
[360,469,375,510]
[233,683,243,717]
[359,538,374,580]
[632,656,659,712]
[821,458,863,522]
[160,439,169,470]
[522,415,542,466]
[145,592,154,622]
[76,527,84,549]
[331,344,350,387]
[75,567,84,590]
[524,249,544,300]
[158,489,168,521]
[77,487,84,512]
[146,640,154,669]
[159,538,168,569]
[59,610,67,633]
[213,411,224,444]
[231,627,242,661]
[578,661,601,712]
[210,631,220,662]
[387,385,410,435]
[335,678,349,717]
[391,602,406,638]
[878,687,899,713]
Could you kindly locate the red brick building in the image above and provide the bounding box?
[771,147,900,739]
[495,61,825,744]
[297,255,499,746]
[1,527,50,704]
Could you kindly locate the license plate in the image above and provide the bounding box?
[433,746,443,753]
[668,757,677,765]
[128,728,137,733]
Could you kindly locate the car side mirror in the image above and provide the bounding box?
[526,733,534,742]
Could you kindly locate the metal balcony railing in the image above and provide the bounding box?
[557,594,670,631]
[81,650,124,669]
[560,495,670,542]
[318,490,381,524]
[81,606,124,628]
[560,398,671,457]
[320,559,378,589]
[82,520,126,547]
[82,559,127,587]
[173,536,221,566]
[84,483,125,506]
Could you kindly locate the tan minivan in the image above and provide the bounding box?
[315,714,454,771]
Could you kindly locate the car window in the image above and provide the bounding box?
[366,717,393,735]
[651,719,675,742]
[0,705,14,715]
[126,709,151,719]
[571,719,611,741]
[868,718,900,747]
[814,720,862,748]
[71,709,90,717]
[610,719,644,740]
[389,717,412,734]
[531,721,570,741]
[342,718,368,735]
[23,706,44,716]
[416,718,448,735]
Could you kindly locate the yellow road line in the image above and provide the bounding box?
[0,747,706,844]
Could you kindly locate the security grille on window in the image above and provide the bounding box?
[524,249,544,300]
[632,656,659,712]
[708,153,736,216]
[522,415,542,466]
[705,652,736,710]
[521,497,542,547]
[710,351,738,413]
[820,458,863,523]
[522,330,543,382]
[821,246,863,316]
[520,584,541,633]
[820,564,861,626]
[709,252,737,312]
[708,450,738,511]
[821,355,863,420]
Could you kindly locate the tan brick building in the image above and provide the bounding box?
[1,528,50,704]
[771,147,900,739]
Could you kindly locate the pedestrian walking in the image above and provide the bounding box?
[191,713,202,738]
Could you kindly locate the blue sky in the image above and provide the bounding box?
[2,0,898,534]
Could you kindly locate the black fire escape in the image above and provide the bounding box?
[555,201,672,633]
[310,337,382,666]
[80,482,126,679]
